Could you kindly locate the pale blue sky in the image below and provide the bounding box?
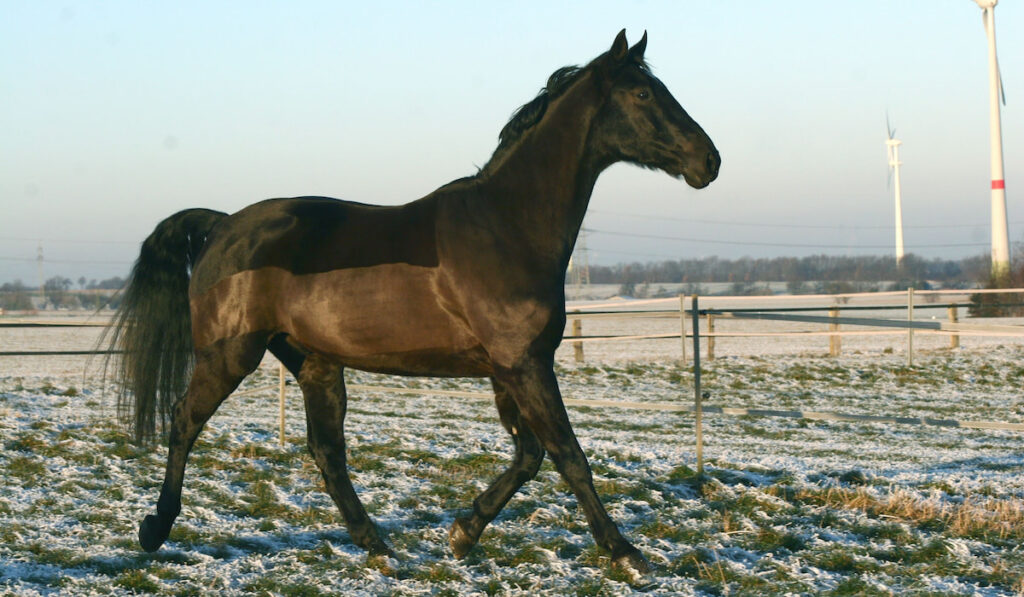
[1,1,1021,283]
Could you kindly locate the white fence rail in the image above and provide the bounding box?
[564,287,1024,364]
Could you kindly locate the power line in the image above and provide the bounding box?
[588,209,1019,231]
[0,237,138,245]
[588,228,990,250]
[592,248,681,260]
[0,256,132,265]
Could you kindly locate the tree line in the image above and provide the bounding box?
[587,253,992,290]
[580,251,1024,315]
[0,276,125,311]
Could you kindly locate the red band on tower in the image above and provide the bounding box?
[992,180,1005,190]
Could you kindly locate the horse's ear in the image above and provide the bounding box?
[610,29,629,62]
[628,31,647,62]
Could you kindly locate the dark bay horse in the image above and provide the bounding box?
[106,30,719,574]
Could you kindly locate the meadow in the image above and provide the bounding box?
[2,323,1024,595]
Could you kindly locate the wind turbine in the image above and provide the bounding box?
[886,119,905,265]
[972,0,1010,280]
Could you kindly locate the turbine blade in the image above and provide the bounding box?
[997,61,1006,105]
[980,8,1006,105]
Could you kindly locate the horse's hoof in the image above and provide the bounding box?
[138,514,169,552]
[366,547,397,572]
[448,517,476,559]
[367,540,397,560]
[611,547,652,577]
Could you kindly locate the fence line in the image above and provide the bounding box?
[231,374,1024,450]
[5,292,1024,452]
[0,321,109,328]
[565,290,1024,361]
[569,287,1024,311]
[6,292,1024,362]
[0,350,123,356]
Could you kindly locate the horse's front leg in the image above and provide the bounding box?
[449,376,545,557]
[493,356,651,575]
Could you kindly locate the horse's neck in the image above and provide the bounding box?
[482,78,606,268]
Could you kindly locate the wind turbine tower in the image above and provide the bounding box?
[972,0,1010,280]
[886,124,905,265]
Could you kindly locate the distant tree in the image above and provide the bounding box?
[969,244,1024,317]
[78,276,87,289]
[730,281,750,295]
[885,279,931,292]
[78,292,98,310]
[96,276,126,290]
[43,276,75,309]
[786,280,807,294]
[0,280,34,310]
[1,280,28,292]
[78,291,113,310]
[101,292,119,309]
[819,280,858,294]
[681,282,706,296]
[584,252,990,288]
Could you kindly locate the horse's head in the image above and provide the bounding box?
[590,30,720,189]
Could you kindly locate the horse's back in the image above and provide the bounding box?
[191,196,439,295]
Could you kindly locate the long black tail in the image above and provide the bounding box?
[102,208,227,444]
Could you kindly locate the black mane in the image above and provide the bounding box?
[478,65,583,172]
[499,67,583,149]
[482,54,651,173]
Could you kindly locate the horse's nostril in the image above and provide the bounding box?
[706,150,721,174]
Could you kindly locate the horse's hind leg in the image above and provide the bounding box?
[268,333,305,378]
[298,355,393,557]
[495,358,651,574]
[449,377,545,558]
[138,335,266,552]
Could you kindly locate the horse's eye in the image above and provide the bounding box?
[637,90,650,100]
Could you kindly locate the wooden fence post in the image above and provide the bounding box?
[907,287,915,366]
[278,363,286,446]
[948,304,960,349]
[690,295,703,475]
[706,313,715,361]
[571,311,584,363]
[679,294,687,365]
[829,307,841,357]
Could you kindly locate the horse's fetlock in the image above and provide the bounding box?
[611,544,652,577]
[449,517,478,559]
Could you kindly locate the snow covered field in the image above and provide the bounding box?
[2,313,1024,595]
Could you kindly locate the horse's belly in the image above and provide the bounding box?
[191,265,498,376]
[280,263,475,350]
[336,347,493,377]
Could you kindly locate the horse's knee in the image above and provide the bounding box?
[521,436,545,474]
[306,436,343,470]
[510,428,544,482]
